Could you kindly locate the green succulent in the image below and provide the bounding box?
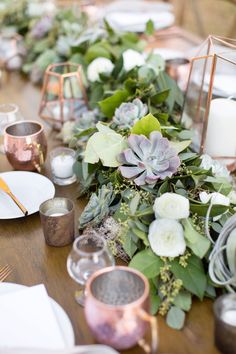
[79,183,115,229]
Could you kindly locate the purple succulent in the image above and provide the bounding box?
[117,131,180,186]
[30,16,53,39]
[113,98,148,129]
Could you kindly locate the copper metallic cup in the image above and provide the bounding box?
[85,266,158,353]
[39,197,75,247]
[4,120,47,172]
[166,58,190,91]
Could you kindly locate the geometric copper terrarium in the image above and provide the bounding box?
[39,62,88,130]
[182,35,236,169]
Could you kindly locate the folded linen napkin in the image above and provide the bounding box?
[0,284,65,349]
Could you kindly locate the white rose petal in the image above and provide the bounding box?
[199,191,230,206]
[148,218,186,257]
[87,57,114,82]
[57,121,75,144]
[122,49,145,72]
[153,193,190,220]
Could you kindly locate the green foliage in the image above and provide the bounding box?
[99,90,130,118]
[131,113,161,137]
[171,255,207,299]
[129,249,164,278]
[166,306,185,330]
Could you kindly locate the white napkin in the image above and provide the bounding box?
[0,284,66,349]
[105,11,175,32]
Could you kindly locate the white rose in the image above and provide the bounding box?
[199,191,230,206]
[122,49,145,72]
[200,154,231,180]
[153,193,190,220]
[148,218,186,257]
[87,57,114,82]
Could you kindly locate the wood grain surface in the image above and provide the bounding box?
[0,29,220,354]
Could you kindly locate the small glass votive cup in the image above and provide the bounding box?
[39,197,75,247]
[50,147,76,186]
[214,294,236,354]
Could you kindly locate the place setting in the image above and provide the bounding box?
[0,0,236,354]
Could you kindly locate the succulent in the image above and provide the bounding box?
[30,16,53,39]
[113,98,148,130]
[75,110,98,132]
[117,132,180,186]
[79,183,115,229]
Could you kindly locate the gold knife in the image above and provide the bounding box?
[0,177,28,216]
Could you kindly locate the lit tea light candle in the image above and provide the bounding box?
[205,98,236,163]
[51,154,75,179]
[50,147,76,186]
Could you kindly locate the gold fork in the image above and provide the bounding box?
[0,177,28,216]
[0,264,12,282]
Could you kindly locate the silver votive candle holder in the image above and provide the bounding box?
[39,197,75,247]
[50,147,77,186]
[214,293,236,354]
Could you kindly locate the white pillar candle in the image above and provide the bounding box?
[205,98,236,158]
[222,309,236,326]
[51,154,75,179]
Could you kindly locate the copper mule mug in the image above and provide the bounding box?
[4,120,47,172]
[85,266,158,353]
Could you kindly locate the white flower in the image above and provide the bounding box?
[148,218,186,257]
[87,57,114,82]
[228,190,236,204]
[199,191,230,206]
[122,49,145,72]
[200,154,231,180]
[84,122,127,167]
[57,121,75,144]
[153,193,190,220]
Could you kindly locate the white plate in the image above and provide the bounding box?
[0,171,55,219]
[105,11,175,32]
[0,283,75,347]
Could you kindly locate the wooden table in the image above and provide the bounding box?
[0,29,219,354]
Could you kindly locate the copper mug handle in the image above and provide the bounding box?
[26,141,44,173]
[137,309,158,354]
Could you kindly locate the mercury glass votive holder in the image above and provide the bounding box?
[50,147,76,186]
[39,197,75,247]
[214,294,236,354]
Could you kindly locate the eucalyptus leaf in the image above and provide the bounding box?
[129,249,163,278]
[173,291,192,311]
[171,255,207,299]
[129,193,140,215]
[151,90,170,104]
[166,306,185,330]
[182,218,211,258]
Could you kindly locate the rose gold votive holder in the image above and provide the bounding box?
[39,197,75,247]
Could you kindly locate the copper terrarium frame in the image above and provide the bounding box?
[39,62,88,128]
[182,35,236,169]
